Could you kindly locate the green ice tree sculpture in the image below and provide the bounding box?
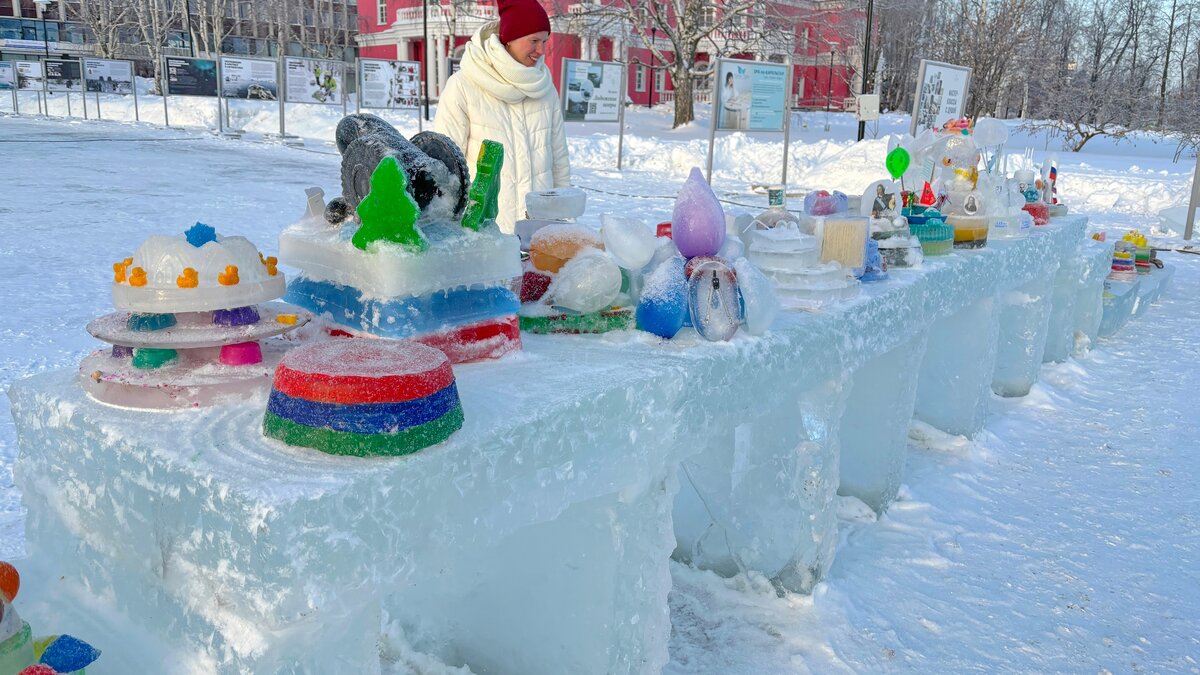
[351,156,427,252]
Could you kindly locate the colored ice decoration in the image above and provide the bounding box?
[351,156,427,252]
[529,224,604,273]
[38,635,101,673]
[671,168,726,258]
[185,222,217,247]
[803,190,848,216]
[263,339,463,457]
[543,249,622,315]
[636,256,688,338]
[127,312,177,332]
[885,147,910,181]
[687,258,741,341]
[860,239,888,282]
[0,562,17,602]
[732,257,778,335]
[462,140,504,231]
[600,214,657,270]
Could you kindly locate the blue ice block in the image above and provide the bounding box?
[285,276,519,339]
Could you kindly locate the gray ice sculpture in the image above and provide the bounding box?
[326,113,469,225]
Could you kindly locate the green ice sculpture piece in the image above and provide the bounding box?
[351,156,427,252]
[461,140,504,231]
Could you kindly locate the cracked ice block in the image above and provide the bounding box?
[1099,277,1140,337]
[914,296,1001,436]
[993,262,1058,398]
[1072,238,1113,354]
[1043,248,1084,363]
[839,330,929,513]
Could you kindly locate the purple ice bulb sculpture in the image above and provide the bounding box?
[671,167,726,258]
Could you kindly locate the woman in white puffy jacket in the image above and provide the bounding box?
[434,0,571,234]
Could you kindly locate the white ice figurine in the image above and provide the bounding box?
[302,187,326,224]
[525,187,587,220]
[544,249,622,314]
[733,257,778,335]
[600,214,657,270]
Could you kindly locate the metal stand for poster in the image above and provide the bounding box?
[617,65,627,171]
[132,73,140,123]
[781,57,793,188]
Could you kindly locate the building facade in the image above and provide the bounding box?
[1,0,359,73]
[355,0,862,109]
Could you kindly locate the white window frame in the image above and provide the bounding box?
[635,65,646,92]
[654,68,665,92]
[378,0,387,25]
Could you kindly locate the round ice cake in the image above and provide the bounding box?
[263,339,463,457]
[112,223,286,313]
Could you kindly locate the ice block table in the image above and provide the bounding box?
[10,339,690,675]
[9,215,1108,672]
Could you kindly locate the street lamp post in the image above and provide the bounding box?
[825,41,838,132]
[423,0,431,121]
[33,0,51,57]
[857,0,874,141]
[648,25,657,109]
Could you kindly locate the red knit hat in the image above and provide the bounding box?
[498,0,551,44]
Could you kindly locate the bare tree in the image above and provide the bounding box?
[132,0,186,94]
[192,0,236,57]
[68,0,134,59]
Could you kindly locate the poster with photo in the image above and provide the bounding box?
[713,58,788,132]
[284,57,344,105]
[220,56,278,100]
[16,61,44,91]
[83,59,134,94]
[358,58,420,110]
[909,60,971,136]
[0,62,15,91]
[44,59,83,92]
[165,57,218,97]
[560,58,622,123]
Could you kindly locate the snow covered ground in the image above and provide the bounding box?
[1,96,1198,673]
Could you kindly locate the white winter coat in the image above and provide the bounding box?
[434,21,571,234]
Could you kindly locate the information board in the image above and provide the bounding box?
[83,58,134,94]
[284,57,344,105]
[220,56,278,100]
[0,62,14,91]
[15,61,44,91]
[44,59,82,92]
[560,58,622,123]
[910,60,972,135]
[165,57,218,97]
[358,58,420,110]
[713,58,788,132]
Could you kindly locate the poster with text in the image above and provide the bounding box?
[358,59,420,110]
[561,58,621,123]
[165,57,218,97]
[284,57,344,105]
[220,56,278,100]
[83,58,134,94]
[45,59,82,92]
[713,58,787,132]
[16,61,44,91]
[909,60,971,136]
[0,62,14,91]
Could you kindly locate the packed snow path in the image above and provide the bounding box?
[1,116,1197,673]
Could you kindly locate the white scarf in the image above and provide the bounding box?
[461,21,556,103]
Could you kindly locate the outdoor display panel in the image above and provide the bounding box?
[910,59,972,135]
[358,58,420,110]
[83,59,134,95]
[284,57,344,105]
[220,56,278,101]
[713,58,789,132]
[165,57,219,97]
[560,58,623,123]
[15,61,44,91]
[44,59,82,92]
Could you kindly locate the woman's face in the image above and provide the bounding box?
[505,31,550,67]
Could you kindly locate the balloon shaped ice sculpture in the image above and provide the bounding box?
[636,256,688,339]
[671,168,726,258]
[600,214,658,270]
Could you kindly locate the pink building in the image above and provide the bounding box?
[355,0,862,109]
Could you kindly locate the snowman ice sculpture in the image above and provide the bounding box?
[936,131,989,249]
